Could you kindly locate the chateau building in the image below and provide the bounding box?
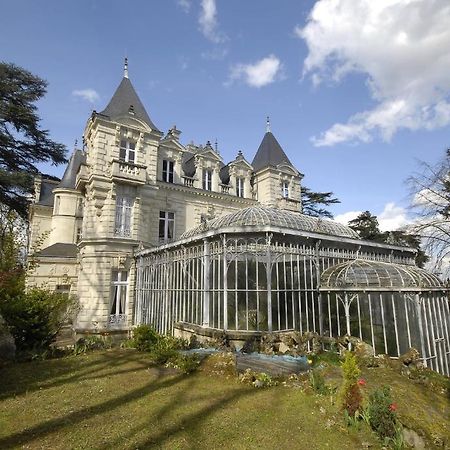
[28,62,450,376]
[28,61,302,333]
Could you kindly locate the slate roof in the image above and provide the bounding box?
[57,149,86,189]
[98,77,160,131]
[251,131,294,172]
[182,151,196,177]
[37,179,59,206]
[37,243,78,258]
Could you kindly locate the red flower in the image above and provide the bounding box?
[357,378,366,386]
[389,403,397,412]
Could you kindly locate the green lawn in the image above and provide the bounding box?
[0,349,383,450]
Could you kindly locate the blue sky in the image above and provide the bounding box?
[1,0,449,229]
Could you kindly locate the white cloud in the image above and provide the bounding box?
[199,0,227,43]
[334,202,409,231]
[297,0,450,146]
[228,55,283,88]
[72,88,99,103]
[334,210,361,226]
[378,202,409,231]
[177,0,191,13]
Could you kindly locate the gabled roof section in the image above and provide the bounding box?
[37,243,77,258]
[252,131,295,172]
[57,149,86,189]
[99,77,160,131]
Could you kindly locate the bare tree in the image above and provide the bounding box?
[407,149,450,278]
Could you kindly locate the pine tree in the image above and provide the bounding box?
[301,186,340,219]
[0,62,66,218]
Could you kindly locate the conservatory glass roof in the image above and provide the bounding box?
[181,206,360,240]
[320,259,444,291]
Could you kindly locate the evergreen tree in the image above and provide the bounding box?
[301,186,340,219]
[0,62,66,218]
[348,211,383,241]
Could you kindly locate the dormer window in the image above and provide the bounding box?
[162,160,174,183]
[203,169,212,191]
[236,177,245,198]
[282,181,289,198]
[120,140,135,163]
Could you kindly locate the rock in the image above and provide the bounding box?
[0,314,15,362]
[354,340,374,359]
[400,348,422,368]
[403,428,426,449]
[253,379,264,388]
[278,342,290,354]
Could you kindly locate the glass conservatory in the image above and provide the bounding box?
[134,206,450,376]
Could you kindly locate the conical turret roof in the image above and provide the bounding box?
[251,131,294,172]
[99,77,159,131]
[57,149,86,189]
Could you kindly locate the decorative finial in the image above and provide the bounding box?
[124,57,129,78]
[74,138,78,150]
[266,116,271,133]
[214,138,218,152]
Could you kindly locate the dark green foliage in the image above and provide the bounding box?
[309,369,330,395]
[301,186,340,219]
[348,211,383,241]
[150,335,185,364]
[366,386,398,439]
[130,324,159,352]
[173,354,201,374]
[0,288,78,353]
[349,210,429,267]
[0,62,66,217]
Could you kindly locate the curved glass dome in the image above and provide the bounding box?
[320,259,444,290]
[181,206,360,240]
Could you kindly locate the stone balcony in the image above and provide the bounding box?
[111,159,147,185]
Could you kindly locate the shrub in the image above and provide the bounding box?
[340,351,363,416]
[172,354,201,374]
[131,325,159,352]
[0,288,78,353]
[309,369,330,395]
[73,336,112,355]
[366,386,398,439]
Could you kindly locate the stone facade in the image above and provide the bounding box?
[28,67,303,335]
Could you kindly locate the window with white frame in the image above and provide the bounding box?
[115,194,134,237]
[119,140,136,163]
[159,211,175,243]
[162,159,174,183]
[110,270,127,325]
[282,180,289,198]
[203,169,212,190]
[236,177,245,197]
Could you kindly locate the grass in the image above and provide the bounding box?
[0,349,382,450]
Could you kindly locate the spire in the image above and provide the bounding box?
[252,130,294,172]
[266,116,271,133]
[98,63,160,132]
[124,57,129,78]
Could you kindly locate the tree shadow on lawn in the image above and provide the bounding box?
[98,373,258,450]
[0,366,185,449]
[0,349,148,401]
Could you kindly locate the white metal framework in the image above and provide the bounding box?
[134,206,450,376]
